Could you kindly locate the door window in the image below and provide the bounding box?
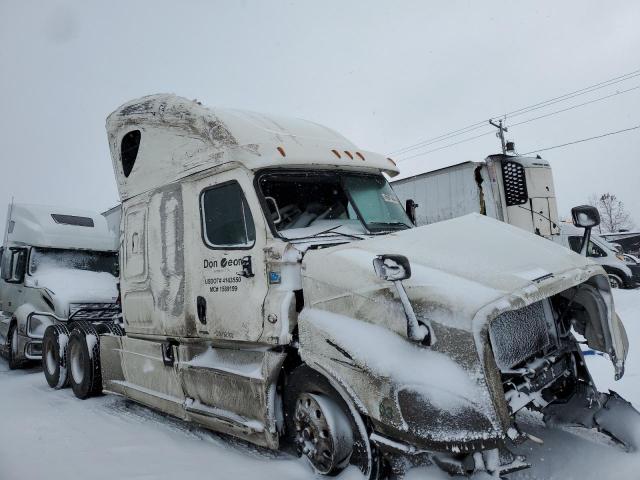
[200,182,256,248]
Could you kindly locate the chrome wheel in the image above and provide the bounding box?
[11,327,18,356]
[294,393,354,474]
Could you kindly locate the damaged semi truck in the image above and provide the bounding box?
[43,94,639,478]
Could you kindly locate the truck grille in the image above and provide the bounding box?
[69,303,120,320]
[489,301,551,371]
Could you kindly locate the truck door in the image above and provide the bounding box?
[193,171,268,343]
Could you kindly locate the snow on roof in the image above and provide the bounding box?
[106,94,399,201]
[4,203,116,251]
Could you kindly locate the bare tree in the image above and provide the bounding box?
[587,193,634,233]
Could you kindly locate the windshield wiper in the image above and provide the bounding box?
[368,222,412,233]
[288,225,364,242]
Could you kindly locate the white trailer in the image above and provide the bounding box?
[0,203,119,369]
[391,154,560,238]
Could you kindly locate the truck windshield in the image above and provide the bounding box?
[29,248,118,276]
[258,171,412,238]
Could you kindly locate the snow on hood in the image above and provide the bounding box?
[30,267,118,310]
[302,214,598,330]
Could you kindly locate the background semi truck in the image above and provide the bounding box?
[391,153,560,238]
[0,203,119,369]
[41,95,637,478]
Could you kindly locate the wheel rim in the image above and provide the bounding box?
[70,341,85,385]
[294,393,353,474]
[609,276,621,288]
[45,344,57,376]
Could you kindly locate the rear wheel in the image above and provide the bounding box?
[67,323,103,399]
[42,324,71,389]
[608,274,624,289]
[284,365,385,479]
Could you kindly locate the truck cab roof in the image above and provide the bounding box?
[106,94,399,202]
[4,203,116,251]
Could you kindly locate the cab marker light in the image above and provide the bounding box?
[277,146,286,157]
[331,149,341,159]
[344,151,354,159]
[387,157,397,166]
[356,152,365,161]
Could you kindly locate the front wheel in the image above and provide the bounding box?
[7,323,22,370]
[284,366,385,479]
[609,274,624,289]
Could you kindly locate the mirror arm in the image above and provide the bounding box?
[392,279,435,345]
[579,226,592,257]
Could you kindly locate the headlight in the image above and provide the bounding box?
[26,315,53,339]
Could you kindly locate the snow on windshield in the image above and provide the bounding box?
[30,247,118,276]
[258,171,412,239]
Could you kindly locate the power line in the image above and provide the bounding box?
[521,124,640,155]
[396,83,640,163]
[390,68,640,157]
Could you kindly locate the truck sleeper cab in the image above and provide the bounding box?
[43,94,638,478]
[0,204,119,371]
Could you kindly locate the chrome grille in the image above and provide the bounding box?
[69,303,120,320]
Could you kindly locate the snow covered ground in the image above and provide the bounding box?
[1,289,639,480]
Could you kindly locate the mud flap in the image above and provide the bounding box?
[543,388,640,451]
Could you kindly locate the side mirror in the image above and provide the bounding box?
[373,254,411,282]
[571,205,600,257]
[571,205,600,229]
[405,199,418,226]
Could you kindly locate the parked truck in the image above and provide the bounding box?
[43,94,638,478]
[391,154,559,238]
[0,203,119,370]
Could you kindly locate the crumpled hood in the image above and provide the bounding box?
[30,268,118,314]
[301,213,600,330]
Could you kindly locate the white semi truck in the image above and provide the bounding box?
[0,203,119,370]
[43,94,638,478]
[391,154,560,238]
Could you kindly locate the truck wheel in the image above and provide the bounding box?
[67,323,103,399]
[42,324,71,389]
[7,323,22,370]
[284,366,385,479]
[608,274,624,289]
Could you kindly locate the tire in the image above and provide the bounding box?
[102,322,124,337]
[608,274,624,289]
[42,324,71,389]
[7,323,23,370]
[67,322,103,399]
[284,365,385,479]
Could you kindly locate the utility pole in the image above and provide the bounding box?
[489,119,508,154]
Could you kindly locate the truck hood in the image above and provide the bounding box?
[302,213,596,323]
[29,268,118,313]
[301,214,626,372]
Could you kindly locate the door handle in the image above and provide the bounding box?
[197,296,207,324]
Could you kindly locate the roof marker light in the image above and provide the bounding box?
[387,157,397,166]
[355,152,365,161]
[344,151,354,159]
[277,146,286,157]
[331,149,341,159]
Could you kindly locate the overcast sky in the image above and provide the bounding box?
[1,0,639,232]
